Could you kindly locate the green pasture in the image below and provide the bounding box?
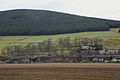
[0,28,120,52]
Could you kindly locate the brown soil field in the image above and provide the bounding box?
[0,63,120,80]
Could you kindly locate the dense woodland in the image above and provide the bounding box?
[0,9,120,35]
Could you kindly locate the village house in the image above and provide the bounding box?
[98,49,120,55]
[111,58,120,62]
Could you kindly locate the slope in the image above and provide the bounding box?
[0,9,120,35]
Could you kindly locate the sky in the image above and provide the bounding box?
[0,0,120,20]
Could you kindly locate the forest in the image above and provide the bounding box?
[0,9,120,35]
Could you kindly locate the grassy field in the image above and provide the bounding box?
[0,28,120,52]
[0,63,120,80]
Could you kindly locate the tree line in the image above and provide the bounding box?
[1,37,120,63]
[1,37,103,57]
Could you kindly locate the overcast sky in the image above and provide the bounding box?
[0,0,120,20]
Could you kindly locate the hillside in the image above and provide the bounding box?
[0,28,120,51]
[0,9,120,35]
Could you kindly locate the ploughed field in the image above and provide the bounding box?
[0,63,120,80]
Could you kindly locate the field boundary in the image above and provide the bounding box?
[0,63,120,68]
